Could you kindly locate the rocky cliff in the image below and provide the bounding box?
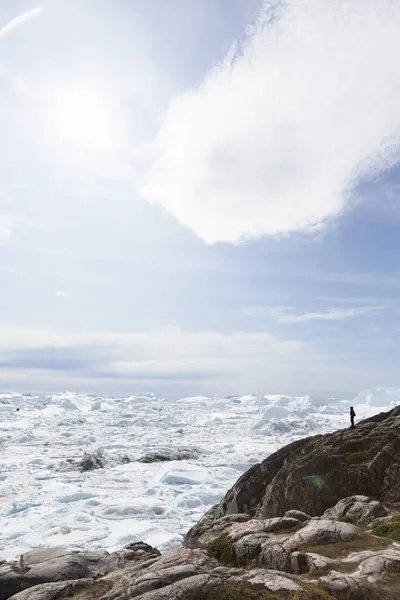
[2,406,400,600]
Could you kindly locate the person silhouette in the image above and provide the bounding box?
[350,406,356,428]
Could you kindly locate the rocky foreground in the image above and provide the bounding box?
[2,407,400,600]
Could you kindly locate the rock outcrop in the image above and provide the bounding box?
[3,406,400,600]
[186,406,400,531]
[2,497,400,600]
[0,544,158,600]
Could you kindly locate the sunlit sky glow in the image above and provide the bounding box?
[47,84,118,151]
[1,0,400,398]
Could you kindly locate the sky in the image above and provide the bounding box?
[1,0,400,399]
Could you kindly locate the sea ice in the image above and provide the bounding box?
[0,387,397,560]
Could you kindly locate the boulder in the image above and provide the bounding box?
[284,510,311,522]
[185,514,251,549]
[54,451,105,472]
[123,541,162,558]
[233,533,270,566]
[0,543,160,600]
[227,517,301,542]
[78,451,105,471]
[258,540,291,572]
[319,570,362,595]
[137,448,202,463]
[322,495,389,524]
[5,580,97,600]
[357,551,400,581]
[290,551,332,575]
[284,519,359,551]
[243,568,302,593]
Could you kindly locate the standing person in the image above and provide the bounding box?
[350,406,356,428]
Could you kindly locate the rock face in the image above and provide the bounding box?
[3,406,400,600]
[187,406,400,529]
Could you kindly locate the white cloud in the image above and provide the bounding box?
[142,0,400,243]
[0,7,44,40]
[0,326,314,361]
[1,325,399,396]
[244,305,385,323]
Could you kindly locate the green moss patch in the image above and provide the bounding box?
[208,534,237,566]
[371,514,400,541]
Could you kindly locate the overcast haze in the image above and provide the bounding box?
[1,0,400,398]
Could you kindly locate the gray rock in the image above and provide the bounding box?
[78,451,105,471]
[137,448,202,463]
[244,568,302,592]
[322,495,389,524]
[0,563,21,600]
[185,514,251,549]
[1,544,161,600]
[123,542,161,557]
[233,534,268,566]
[319,570,362,595]
[284,519,359,552]
[1,548,102,599]
[7,579,96,600]
[284,509,311,522]
[228,516,300,542]
[108,564,201,599]
[258,540,291,572]
[53,451,105,473]
[357,550,400,580]
[290,551,332,575]
[131,574,218,600]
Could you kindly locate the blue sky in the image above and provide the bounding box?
[1,0,400,398]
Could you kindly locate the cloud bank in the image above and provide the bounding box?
[143,0,400,243]
[0,326,322,394]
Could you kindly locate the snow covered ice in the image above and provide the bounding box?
[0,387,399,561]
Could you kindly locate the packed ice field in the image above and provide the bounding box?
[0,387,399,561]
